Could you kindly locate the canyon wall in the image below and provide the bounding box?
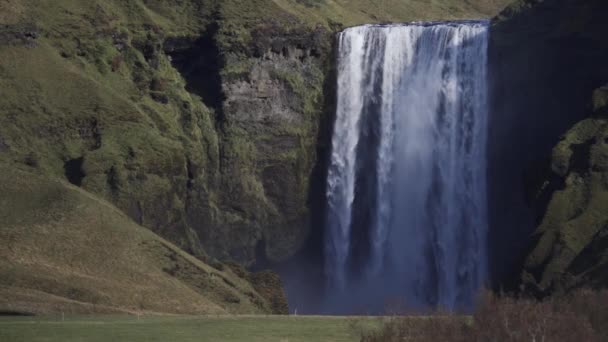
[0,0,508,269]
[488,0,608,292]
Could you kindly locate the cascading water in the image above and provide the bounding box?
[325,21,489,312]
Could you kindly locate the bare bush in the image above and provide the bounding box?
[555,289,608,340]
[360,289,608,342]
[472,291,596,342]
[361,315,469,342]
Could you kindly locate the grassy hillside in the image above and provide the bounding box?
[270,0,510,26]
[0,164,282,315]
[218,0,511,50]
[0,0,222,260]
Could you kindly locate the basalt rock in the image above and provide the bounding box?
[521,85,608,295]
[207,24,333,264]
[0,0,333,268]
[488,0,608,290]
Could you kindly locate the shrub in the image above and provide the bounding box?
[360,289,608,342]
[556,289,608,340]
[472,291,596,342]
[361,315,468,342]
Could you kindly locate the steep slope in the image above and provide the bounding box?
[520,86,608,295]
[487,0,608,288]
[0,164,285,315]
[0,0,221,262]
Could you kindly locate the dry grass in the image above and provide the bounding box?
[0,0,25,25]
[0,164,274,315]
[269,0,512,28]
[360,290,608,342]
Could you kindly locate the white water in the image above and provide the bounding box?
[325,21,489,311]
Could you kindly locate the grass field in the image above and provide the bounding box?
[0,315,380,342]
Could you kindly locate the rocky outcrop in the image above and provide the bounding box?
[521,85,608,295]
[488,0,608,288]
[195,24,333,264]
[0,0,334,267]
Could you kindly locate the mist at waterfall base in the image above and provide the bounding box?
[281,21,491,314]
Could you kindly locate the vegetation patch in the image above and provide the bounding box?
[0,165,276,315]
[360,290,608,342]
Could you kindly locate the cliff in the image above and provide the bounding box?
[9,0,608,310]
[0,0,509,269]
[488,0,608,293]
[522,86,608,295]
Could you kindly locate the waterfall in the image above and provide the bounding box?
[325,21,489,311]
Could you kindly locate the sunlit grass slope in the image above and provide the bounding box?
[0,164,274,315]
[218,0,512,44]
[269,0,511,26]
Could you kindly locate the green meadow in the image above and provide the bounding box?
[0,315,382,342]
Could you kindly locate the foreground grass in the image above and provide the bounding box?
[0,315,380,342]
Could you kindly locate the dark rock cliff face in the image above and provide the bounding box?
[190,24,333,265]
[88,23,333,266]
[488,0,608,292]
[521,87,608,295]
[0,1,334,268]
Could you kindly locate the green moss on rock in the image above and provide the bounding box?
[522,85,608,295]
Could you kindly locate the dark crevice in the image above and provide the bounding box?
[523,158,566,225]
[165,22,225,123]
[251,238,270,272]
[568,224,608,277]
[106,165,120,194]
[186,158,195,190]
[64,157,85,187]
[568,138,595,175]
[83,117,102,151]
[0,311,35,316]
[0,135,8,152]
[274,35,338,313]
